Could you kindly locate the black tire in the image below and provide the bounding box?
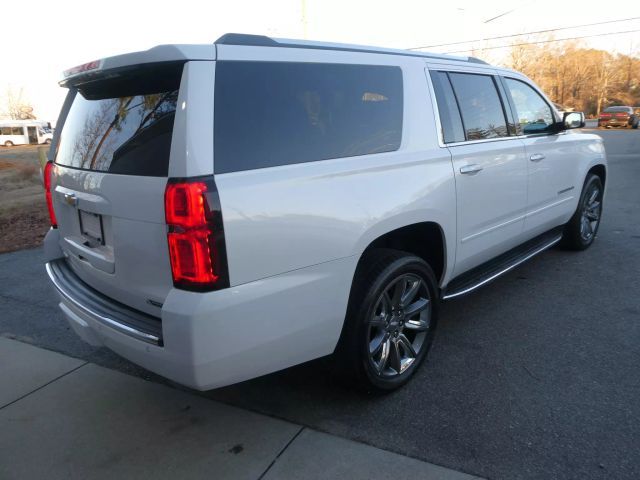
[4,141,13,147]
[44,139,52,145]
[335,249,439,392]
[561,174,603,250]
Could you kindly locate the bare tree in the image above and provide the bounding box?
[1,87,37,120]
[499,38,640,117]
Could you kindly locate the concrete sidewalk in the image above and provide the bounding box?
[0,337,480,480]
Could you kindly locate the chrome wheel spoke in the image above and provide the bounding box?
[404,318,430,332]
[391,279,405,307]
[400,279,420,307]
[376,339,391,374]
[369,332,385,355]
[390,339,402,373]
[588,188,599,205]
[398,334,417,358]
[404,297,429,318]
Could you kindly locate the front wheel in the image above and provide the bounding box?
[561,174,603,250]
[335,250,438,391]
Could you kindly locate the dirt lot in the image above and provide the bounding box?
[0,145,50,253]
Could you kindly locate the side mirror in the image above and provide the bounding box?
[563,111,585,129]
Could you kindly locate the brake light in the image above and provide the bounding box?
[599,113,611,118]
[43,162,57,228]
[165,178,229,291]
[615,113,629,118]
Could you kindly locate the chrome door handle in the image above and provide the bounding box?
[530,153,545,162]
[460,164,483,175]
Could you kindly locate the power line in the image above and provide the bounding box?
[484,0,537,24]
[444,28,640,54]
[407,16,640,50]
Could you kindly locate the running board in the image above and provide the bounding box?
[442,227,563,300]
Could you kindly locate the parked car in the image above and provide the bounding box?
[598,106,639,129]
[43,34,607,391]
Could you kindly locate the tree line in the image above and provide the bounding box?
[499,40,639,117]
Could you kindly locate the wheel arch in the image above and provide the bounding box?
[356,221,447,286]
[588,164,606,187]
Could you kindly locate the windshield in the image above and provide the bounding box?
[56,90,178,176]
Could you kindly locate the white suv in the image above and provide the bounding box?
[44,34,606,391]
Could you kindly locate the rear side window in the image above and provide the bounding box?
[214,61,403,173]
[448,73,509,140]
[12,127,23,135]
[55,64,183,176]
[429,71,465,143]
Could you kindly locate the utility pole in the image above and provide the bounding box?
[302,0,308,39]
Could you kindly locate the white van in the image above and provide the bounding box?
[43,34,606,391]
[0,120,53,146]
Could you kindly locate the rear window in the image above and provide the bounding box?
[603,107,631,113]
[55,66,182,176]
[214,61,403,174]
[448,72,509,140]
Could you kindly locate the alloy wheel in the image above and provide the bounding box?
[367,273,431,377]
[580,184,602,242]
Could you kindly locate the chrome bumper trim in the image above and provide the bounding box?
[46,262,162,345]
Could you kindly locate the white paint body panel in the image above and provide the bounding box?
[45,40,607,390]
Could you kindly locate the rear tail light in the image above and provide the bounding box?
[165,177,229,291]
[43,161,57,228]
[615,113,629,118]
[599,113,611,118]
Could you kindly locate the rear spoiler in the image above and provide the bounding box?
[60,44,215,88]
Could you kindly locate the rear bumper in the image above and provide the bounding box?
[46,255,356,390]
[598,120,630,127]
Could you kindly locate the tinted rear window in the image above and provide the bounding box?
[56,67,182,176]
[448,73,509,140]
[214,61,403,173]
[603,106,631,113]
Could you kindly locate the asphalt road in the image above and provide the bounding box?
[1,128,639,480]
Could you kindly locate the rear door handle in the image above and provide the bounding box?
[460,164,483,175]
[530,153,545,162]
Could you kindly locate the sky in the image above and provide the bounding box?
[2,0,639,122]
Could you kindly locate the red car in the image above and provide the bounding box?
[598,106,639,129]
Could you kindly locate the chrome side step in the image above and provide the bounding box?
[442,228,563,300]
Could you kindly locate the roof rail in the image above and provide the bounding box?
[215,33,490,65]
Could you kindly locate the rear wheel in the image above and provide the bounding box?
[4,141,13,147]
[44,139,52,145]
[336,249,438,391]
[561,174,603,250]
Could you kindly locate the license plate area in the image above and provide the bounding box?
[78,210,104,245]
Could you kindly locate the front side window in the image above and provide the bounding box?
[214,61,403,173]
[504,78,555,135]
[448,73,509,140]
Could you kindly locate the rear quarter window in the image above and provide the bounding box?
[214,61,403,173]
